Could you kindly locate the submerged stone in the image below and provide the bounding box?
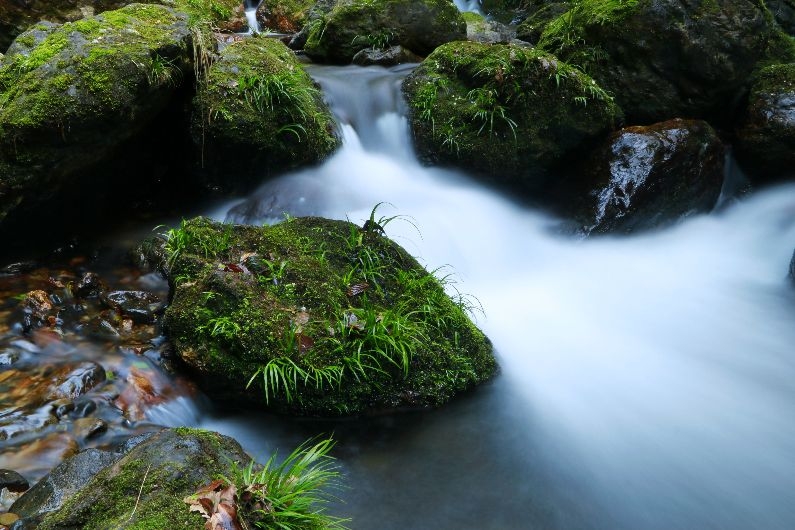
[303,0,466,63]
[538,0,795,124]
[144,216,496,416]
[403,41,622,195]
[735,63,795,182]
[565,119,724,234]
[191,36,340,192]
[351,44,423,66]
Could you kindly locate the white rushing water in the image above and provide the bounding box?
[213,65,795,529]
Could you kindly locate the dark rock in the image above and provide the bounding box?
[257,0,315,32]
[789,249,795,280]
[462,11,517,44]
[100,290,164,324]
[516,2,571,45]
[145,216,496,416]
[0,469,29,493]
[288,0,338,49]
[352,45,423,66]
[735,63,795,182]
[20,428,249,529]
[191,37,340,192]
[0,262,37,276]
[303,0,466,63]
[70,398,97,418]
[567,119,725,234]
[72,418,107,441]
[10,448,118,520]
[75,273,105,299]
[768,0,795,34]
[403,41,622,195]
[538,0,795,124]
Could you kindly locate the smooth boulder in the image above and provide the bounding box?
[403,41,622,194]
[567,119,725,234]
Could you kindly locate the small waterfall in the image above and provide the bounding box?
[454,0,483,14]
[244,0,261,34]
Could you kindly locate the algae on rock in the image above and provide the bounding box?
[191,36,340,191]
[147,216,497,416]
[402,41,621,194]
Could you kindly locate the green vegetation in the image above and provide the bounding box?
[229,437,348,530]
[151,214,496,416]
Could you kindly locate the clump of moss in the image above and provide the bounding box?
[403,41,621,193]
[150,215,497,416]
[191,36,340,190]
[258,0,315,32]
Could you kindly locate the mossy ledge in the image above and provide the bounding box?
[147,216,497,416]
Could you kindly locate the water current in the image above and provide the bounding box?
[182,64,795,529]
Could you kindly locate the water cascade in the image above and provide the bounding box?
[244,0,261,34]
[212,64,795,529]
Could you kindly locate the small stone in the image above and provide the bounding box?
[72,418,107,441]
[0,470,29,493]
[75,272,105,299]
[100,290,164,324]
[0,512,19,525]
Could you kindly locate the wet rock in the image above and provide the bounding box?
[0,263,37,277]
[10,448,118,522]
[768,0,795,34]
[567,119,725,234]
[114,366,177,421]
[100,290,163,324]
[22,291,52,321]
[72,418,107,441]
[145,216,496,416]
[516,2,570,45]
[0,470,29,493]
[70,398,97,418]
[48,362,106,400]
[17,428,249,528]
[257,0,315,32]
[538,0,795,124]
[0,512,19,526]
[735,63,795,182]
[352,45,423,66]
[403,42,621,194]
[288,0,337,49]
[191,37,340,192]
[74,273,105,299]
[303,0,466,63]
[0,350,20,368]
[0,433,79,486]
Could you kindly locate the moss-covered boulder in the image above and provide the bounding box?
[146,216,496,416]
[735,63,795,182]
[257,0,315,32]
[539,0,795,124]
[191,37,340,191]
[0,4,192,230]
[564,119,724,234]
[13,428,249,529]
[302,0,467,64]
[402,41,622,193]
[515,1,571,45]
[462,11,517,44]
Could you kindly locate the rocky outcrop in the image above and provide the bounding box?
[302,0,466,63]
[566,119,725,234]
[735,63,795,182]
[403,41,622,194]
[144,216,497,416]
[538,0,795,124]
[191,36,340,191]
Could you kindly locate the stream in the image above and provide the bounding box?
[2,62,795,529]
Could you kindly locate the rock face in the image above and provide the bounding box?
[303,0,466,63]
[0,4,192,231]
[191,37,340,191]
[768,0,795,34]
[538,0,795,124]
[516,2,570,45]
[145,216,496,416]
[403,41,622,194]
[568,119,725,234]
[256,0,315,32]
[12,428,250,529]
[735,63,795,181]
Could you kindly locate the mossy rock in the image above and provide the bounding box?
[463,11,518,44]
[303,0,467,64]
[29,428,249,529]
[767,0,795,35]
[735,63,795,182]
[402,41,622,194]
[257,0,316,32]
[147,216,497,416]
[191,37,340,191]
[538,0,795,125]
[515,1,571,44]
[0,3,192,228]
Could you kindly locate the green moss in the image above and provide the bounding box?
[260,0,315,32]
[156,216,497,416]
[461,11,486,23]
[172,0,240,25]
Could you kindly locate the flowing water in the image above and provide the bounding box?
[2,61,795,528]
[204,64,795,529]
